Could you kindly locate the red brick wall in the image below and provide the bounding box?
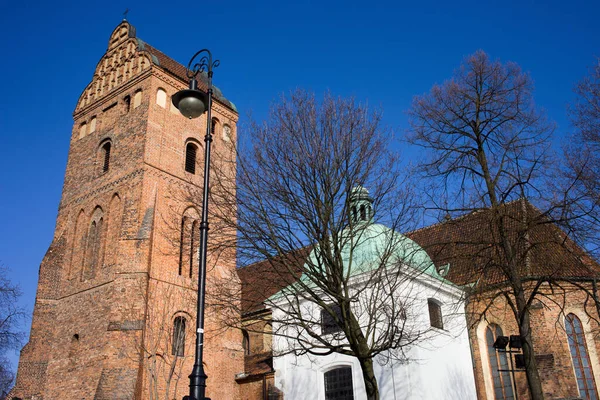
[10,21,243,400]
[467,283,600,400]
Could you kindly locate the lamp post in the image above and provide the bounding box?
[172,49,219,400]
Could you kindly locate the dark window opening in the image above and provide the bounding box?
[178,217,186,275]
[124,95,131,113]
[360,205,366,221]
[324,367,354,400]
[190,220,198,278]
[566,313,598,400]
[185,143,197,174]
[321,304,343,335]
[211,118,218,134]
[428,299,443,330]
[102,142,111,173]
[172,316,186,357]
[242,330,250,355]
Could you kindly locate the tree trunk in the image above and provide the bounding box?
[357,357,379,400]
[515,288,544,400]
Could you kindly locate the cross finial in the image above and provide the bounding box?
[123,8,130,21]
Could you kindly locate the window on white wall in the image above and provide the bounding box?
[321,304,342,335]
[427,299,443,329]
[156,88,167,108]
[324,366,354,400]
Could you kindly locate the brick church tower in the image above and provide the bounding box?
[10,21,243,399]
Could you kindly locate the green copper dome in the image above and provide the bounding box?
[270,188,450,301]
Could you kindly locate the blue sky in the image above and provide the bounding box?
[0,0,598,371]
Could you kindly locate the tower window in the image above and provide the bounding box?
[89,117,97,133]
[242,329,250,355]
[101,142,111,173]
[185,143,198,174]
[79,122,87,138]
[172,316,186,357]
[156,88,167,108]
[360,205,366,221]
[211,118,218,135]
[133,90,142,108]
[124,95,131,113]
[428,299,443,330]
[324,367,354,400]
[223,124,231,142]
[178,217,187,276]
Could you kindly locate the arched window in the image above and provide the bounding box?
[242,329,250,355]
[486,324,514,400]
[263,321,273,352]
[83,207,104,280]
[566,313,598,400]
[156,88,167,108]
[124,95,131,112]
[179,209,199,277]
[133,90,142,108]
[104,194,122,268]
[211,118,219,135]
[70,210,87,279]
[101,141,111,173]
[428,299,443,329]
[324,366,354,400]
[190,220,198,278]
[359,205,366,221]
[172,316,186,357]
[185,143,197,174]
[178,216,187,276]
[223,124,231,142]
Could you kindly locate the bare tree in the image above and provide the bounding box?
[406,50,597,400]
[129,280,196,400]
[0,265,25,397]
[565,57,600,257]
[210,90,456,400]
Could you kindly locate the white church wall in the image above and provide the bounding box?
[270,271,477,400]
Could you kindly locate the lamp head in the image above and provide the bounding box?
[493,336,510,350]
[172,78,209,119]
[509,335,523,349]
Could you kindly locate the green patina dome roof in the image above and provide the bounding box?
[269,188,452,301]
[304,222,445,282]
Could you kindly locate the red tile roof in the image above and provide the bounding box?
[238,201,600,312]
[237,247,311,315]
[406,200,600,286]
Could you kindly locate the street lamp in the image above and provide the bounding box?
[172,49,219,400]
